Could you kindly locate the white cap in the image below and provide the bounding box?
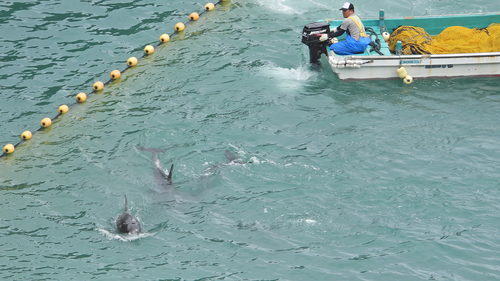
[340,2,353,10]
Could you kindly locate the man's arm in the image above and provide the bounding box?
[320,25,345,42]
[329,26,345,38]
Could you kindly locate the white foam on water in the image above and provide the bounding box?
[258,63,317,88]
[256,0,302,15]
[305,219,317,224]
[249,156,261,164]
[305,0,335,10]
[97,228,154,241]
[256,0,335,15]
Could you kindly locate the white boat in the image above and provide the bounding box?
[302,11,500,80]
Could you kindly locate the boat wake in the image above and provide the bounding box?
[256,0,302,15]
[259,63,317,84]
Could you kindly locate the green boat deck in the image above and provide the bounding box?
[322,11,500,57]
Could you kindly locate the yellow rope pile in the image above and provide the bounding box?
[388,23,500,55]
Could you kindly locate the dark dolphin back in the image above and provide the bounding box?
[116,195,141,234]
[135,146,174,188]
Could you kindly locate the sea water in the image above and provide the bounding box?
[1,0,500,280]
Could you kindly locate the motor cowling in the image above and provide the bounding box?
[302,22,330,63]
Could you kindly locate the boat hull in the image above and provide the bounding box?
[329,52,500,80]
[319,12,500,80]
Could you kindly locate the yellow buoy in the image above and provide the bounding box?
[41,117,52,127]
[175,22,185,32]
[110,70,121,79]
[144,45,154,55]
[58,104,69,114]
[396,67,407,79]
[3,144,15,154]
[205,3,215,10]
[404,75,413,84]
[159,34,170,43]
[127,57,138,66]
[93,81,104,91]
[189,13,199,21]
[21,131,32,140]
[160,34,170,43]
[76,92,87,102]
[382,32,390,42]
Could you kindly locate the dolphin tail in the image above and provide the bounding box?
[167,164,174,181]
[134,146,169,154]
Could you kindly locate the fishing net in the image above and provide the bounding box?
[388,26,432,55]
[388,23,500,54]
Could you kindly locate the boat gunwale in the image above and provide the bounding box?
[341,52,500,60]
[325,11,500,22]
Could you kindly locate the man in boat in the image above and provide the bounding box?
[319,2,371,55]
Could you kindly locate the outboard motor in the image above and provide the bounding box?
[301,22,330,63]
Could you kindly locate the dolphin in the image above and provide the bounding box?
[225,149,247,164]
[202,149,248,176]
[135,146,174,188]
[116,195,141,235]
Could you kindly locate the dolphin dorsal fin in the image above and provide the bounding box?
[225,149,237,162]
[167,164,174,181]
[225,149,246,164]
[124,195,128,212]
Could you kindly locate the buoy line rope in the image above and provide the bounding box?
[1,1,227,158]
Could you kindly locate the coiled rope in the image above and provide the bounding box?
[365,27,384,56]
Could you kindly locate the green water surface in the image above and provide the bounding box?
[1,0,500,280]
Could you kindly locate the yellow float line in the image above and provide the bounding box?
[1,1,228,158]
